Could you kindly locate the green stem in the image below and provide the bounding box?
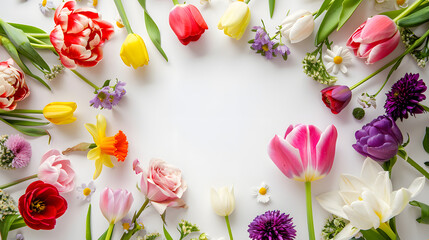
[172,0,179,5]
[4,109,43,114]
[119,198,149,240]
[27,33,50,38]
[245,0,251,4]
[30,43,55,50]
[70,69,99,90]
[27,35,47,45]
[113,0,133,33]
[350,27,429,91]
[305,181,315,240]
[372,75,390,97]
[105,223,115,240]
[393,0,425,23]
[397,150,429,180]
[379,222,397,240]
[0,174,38,189]
[225,215,233,240]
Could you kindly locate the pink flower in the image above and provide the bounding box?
[133,158,187,214]
[38,149,75,193]
[99,187,133,224]
[268,124,337,182]
[50,1,114,69]
[346,15,400,64]
[4,134,32,169]
[0,59,29,111]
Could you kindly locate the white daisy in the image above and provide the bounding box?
[76,181,96,201]
[87,0,98,7]
[324,45,352,75]
[252,182,270,204]
[39,0,56,16]
[115,15,125,29]
[121,218,135,233]
[375,0,408,11]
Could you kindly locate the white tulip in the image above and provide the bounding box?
[316,158,425,240]
[210,186,235,216]
[281,9,315,43]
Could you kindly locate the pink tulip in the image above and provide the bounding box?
[38,149,75,193]
[268,124,337,182]
[347,15,400,64]
[133,158,187,214]
[99,187,133,224]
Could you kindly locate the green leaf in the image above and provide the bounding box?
[337,0,363,30]
[0,214,19,240]
[360,228,389,240]
[97,230,108,240]
[9,23,47,34]
[315,0,335,19]
[0,19,50,71]
[9,217,26,231]
[0,117,49,137]
[380,2,429,19]
[163,225,173,240]
[423,127,429,154]
[269,0,275,18]
[0,112,42,120]
[3,119,49,126]
[137,0,168,62]
[315,0,344,45]
[0,36,51,89]
[398,5,429,27]
[86,204,92,240]
[410,200,429,224]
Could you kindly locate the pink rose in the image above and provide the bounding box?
[133,158,187,214]
[49,1,114,69]
[38,149,75,193]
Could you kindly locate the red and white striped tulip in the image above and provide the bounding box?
[0,59,29,111]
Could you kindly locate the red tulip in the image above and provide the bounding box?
[18,181,67,230]
[0,59,29,111]
[50,1,114,69]
[321,85,352,114]
[346,15,399,64]
[169,4,208,45]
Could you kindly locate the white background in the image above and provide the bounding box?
[1,0,429,239]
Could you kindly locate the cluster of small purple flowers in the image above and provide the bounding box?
[249,24,290,61]
[90,81,127,110]
[248,210,296,240]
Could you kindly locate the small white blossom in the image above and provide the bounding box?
[39,0,57,16]
[324,45,353,75]
[251,182,271,204]
[76,181,96,201]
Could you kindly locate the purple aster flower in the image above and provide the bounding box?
[353,115,403,162]
[384,73,427,121]
[0,135,31,169]
[275,44,291,60]
[248,210,296,240]
[16,233,24,240]
[90,81,127,110]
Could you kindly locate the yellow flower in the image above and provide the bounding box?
[218,1,251,40]
[120,33,149,69]
[43,102,77,125]
[85,114,128,179]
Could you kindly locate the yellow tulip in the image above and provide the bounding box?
[218,1,251,40]
[120,33,149,69]
[43,102,77,125]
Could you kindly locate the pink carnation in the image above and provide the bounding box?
[5,135,32,169]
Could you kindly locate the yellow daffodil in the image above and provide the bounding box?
[218,1,251,40]
[85,114,128,179]
[120,33,149,69]
[43,102,77,125]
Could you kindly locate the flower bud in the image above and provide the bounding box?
[218,1,251,40]
[281,9,314,43]
[321,85,352,114]
[43,102,77,125]
[210,186,235,216]
[120,33,149,69]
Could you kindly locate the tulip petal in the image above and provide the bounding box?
[360,158,384,183]
[339,174,368,192]
[343,201,378,230]
[315,125,337,176]
[407,176,425,198]
[316,191,348,219]
[268,135,303,180]
[390,188,412,218]
[288,14,314,43]
[365,31,400,64]
[360,15,397,44]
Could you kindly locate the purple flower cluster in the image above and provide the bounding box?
[250,26,290,60]
[90,81,126,110]
[248,210,296,240]
[353,115,403,162]
[384,73,427,121]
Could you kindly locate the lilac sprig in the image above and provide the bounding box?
[248,21,290,60]
[90,79,127,110]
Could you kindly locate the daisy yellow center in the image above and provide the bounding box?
[333,56,343,64]
[83,187,92,196]
[122,222,130,230]
[42,0,47,7]
[258,187,267,195]
[93,0,98,6]
[396,0,405,5]
[262,45,269,52]
[116,21,124,28]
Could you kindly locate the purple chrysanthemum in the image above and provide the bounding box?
[90,81,127,110]
[384,73,427,121]
[5,135,31,169]
[248,210,296,240]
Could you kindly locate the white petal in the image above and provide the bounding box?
[332,64,339,75]
[325,62,335,73]
[407,176,425,198]
[340,64,348,74]
[316,191,348,219]
[360,158,384,184]
[373,171,392,203]
[390,188,412,218]
[343,201,379,230]
[289,14,314,43]
[339,174,367,192]
[333,223,360,240]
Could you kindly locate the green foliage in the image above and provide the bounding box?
[269,0,275,18]
[86,204,92,240]
[398,5,429,27]
[410,200,429,224]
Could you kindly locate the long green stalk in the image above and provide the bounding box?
[0,174,38,189]
[70,69,99,90]
[225,215,234,240]
[397,150,429,179]
[393,0,426,23]
[305,181,315,240]
[113,0,133,34]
